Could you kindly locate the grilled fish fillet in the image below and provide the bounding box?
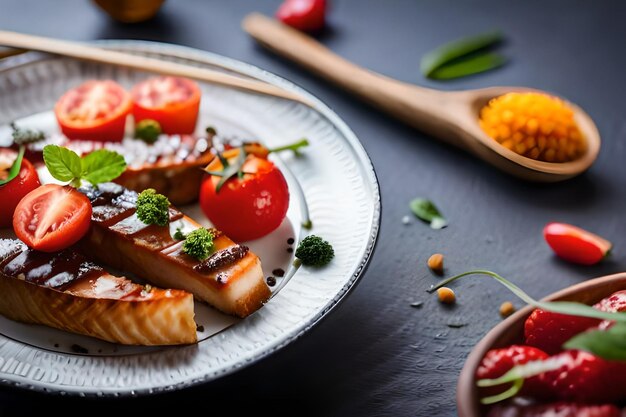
[79,183,271,318]
[0,239,197,346]
[22,132,215,205]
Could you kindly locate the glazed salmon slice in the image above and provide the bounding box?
[0,239,197,346]
[79,183,271,318]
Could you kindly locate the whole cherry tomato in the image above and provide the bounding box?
[55,80,132,142]
[13,184,92,252]
[199,152,289,242]
[131,76,201,135]
[276,0,327,33]
[0,149,40,228]
[543,222,612,265]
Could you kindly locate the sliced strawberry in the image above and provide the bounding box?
[524,308,600,354]
[476,345,549,398]
[487,401,621,417]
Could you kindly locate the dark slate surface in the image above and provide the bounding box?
[0,0,625,415]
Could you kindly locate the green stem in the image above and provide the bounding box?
[269,138,309,156]
[429,270,626,322]
[480,378,524,405]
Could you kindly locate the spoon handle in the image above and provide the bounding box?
[0,30,313,107]
[242,13,460,136]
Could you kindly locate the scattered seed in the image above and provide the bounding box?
[286,247,294,253]
[287,238,295,245]
[196,324,205,332]
[499,301,516,318]
[437,287,456,304]
[272,268,285,277]
[402,215,411,225]
[266,276,277,287]
[447,322,467,328]
[410,301,424,309]
[54,343,59,348]
[428,253,444,275]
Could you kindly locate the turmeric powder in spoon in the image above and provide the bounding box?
[479,92,585,162]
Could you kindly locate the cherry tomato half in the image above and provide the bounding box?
[55,80,132,142]
[13,184,92,252]
[199,153,289,242]
[0,149,41,228]
[543,222,612,265]
[131,76,201,135]
[276,0,327,33]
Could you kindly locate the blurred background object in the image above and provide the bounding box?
[92,0,165,23]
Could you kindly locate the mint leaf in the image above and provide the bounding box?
[0,146,25,186]
[43,145,82,182]
[564,323,626,361]
[81,149,127,186]
[410,198,447,229]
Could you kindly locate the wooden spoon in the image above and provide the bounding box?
[0,30,314,107]
[456,272,626,416]
[242,13,601,182]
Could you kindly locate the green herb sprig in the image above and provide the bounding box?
[43,145,126,188]
[295,235,334,267]
[420,30,505,80]
[182,228,215,260]
[410,198,447,229]
[204,146,247,193]
[136,189,170,226]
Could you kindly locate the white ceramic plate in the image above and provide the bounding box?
[0,41,380,396]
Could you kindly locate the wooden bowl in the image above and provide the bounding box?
[457,272,626,417]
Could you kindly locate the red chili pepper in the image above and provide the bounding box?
[276,0,327,33]
[543,222,612,265]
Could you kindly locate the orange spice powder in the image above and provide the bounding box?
[479,92,585,162]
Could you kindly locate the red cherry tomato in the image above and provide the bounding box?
[0,149,41,228]
[131,76,201,135]
[276,0,327,33]
[55,80,132,142]
[13,184,92,252]
[543,222,612,265]
[199,153,289,242]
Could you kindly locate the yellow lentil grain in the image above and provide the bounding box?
[479,92,586,162]
[499,301,515,318]
[437,287,456,304]
[427,253,444,274]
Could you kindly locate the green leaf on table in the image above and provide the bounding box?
[43,145,82,182]
[0,145,25,186]
[420,30,504,79]
[428,52,506,80]
[565,322,626,361]
[410,198,447,229]
[81,149,127,186]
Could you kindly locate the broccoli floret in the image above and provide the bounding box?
[182,228,215,260]
[295,235,334,266]
[135,119,162,144]
[173,227,186,240]
[136,188,170,226]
